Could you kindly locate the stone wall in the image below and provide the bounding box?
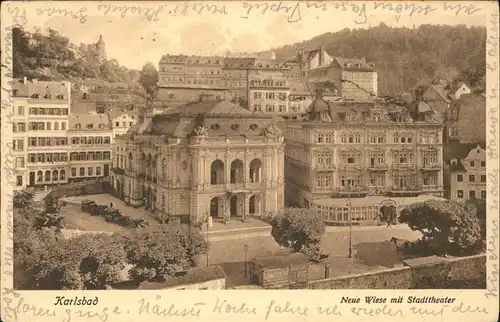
[45,179,111,200]
[308,254,486,289]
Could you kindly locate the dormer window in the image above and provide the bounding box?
[44,94,52,99]
[57,94,64,99]
[32,93,40,98]
[99,124,105,129]
[75,123,81,130]
[87,123,94,129]
[231,124,239,130]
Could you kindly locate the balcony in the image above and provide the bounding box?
[421,185,444,192]
[420,164,441,171]
[394,164,416,170]
[387,185,423,197]
[367,164,389,171]
[315,164,336,172]
[112,167,125,175]
[332,185,370,198]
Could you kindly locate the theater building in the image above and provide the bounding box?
[284,89,445,225]
[111,100,285,223]
[12,78,71,189]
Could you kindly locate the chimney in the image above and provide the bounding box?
[23,76,27,84]
[415,87,424,101]
[319,46,324,66]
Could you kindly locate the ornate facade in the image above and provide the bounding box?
[284,91,444,224]
[111,100,285,223]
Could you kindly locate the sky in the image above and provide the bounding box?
[13,1,488,70]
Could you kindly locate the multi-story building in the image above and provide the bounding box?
[248,71,290,114]
[109,112,138,140]
[284,90,445,225]
[12,78,71,189]
[445,92,486,143]
[111,99,285,224]
[67,112,112,182]
[155,54,294,112]
[308,56,378,102]
[449,145,486,200]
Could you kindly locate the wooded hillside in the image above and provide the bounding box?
[264,23,486,95]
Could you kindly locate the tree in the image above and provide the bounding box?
[399,200,482,256]
[14,189,35,209]
[270,208,326,260]
[16,231,126,290]
[139,62,159,99]
[465,199,486,252]
[123,225,209,282]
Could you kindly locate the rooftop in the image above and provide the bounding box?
[69,112,111,130]
[13,78,70,99]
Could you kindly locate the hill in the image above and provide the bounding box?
[12,27,147,99]
[260,23,486,95]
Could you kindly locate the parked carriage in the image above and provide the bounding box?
[81,199,96,212]
[90,204,108,216]
[104,208,122,222]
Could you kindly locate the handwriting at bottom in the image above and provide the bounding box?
[350,305,403,317]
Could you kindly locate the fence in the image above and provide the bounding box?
[307,254,486,289]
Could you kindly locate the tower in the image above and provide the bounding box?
[96,35,107,64]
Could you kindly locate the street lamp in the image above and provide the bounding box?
[206,210,210,267]
[347,198,352,258]
[244,243,249,277]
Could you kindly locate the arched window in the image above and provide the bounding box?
[37,171,43,182]
[60,170,66,180]
[45,170,51,182]
[52,170,58,182]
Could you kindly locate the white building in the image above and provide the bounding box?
[110,112,138,140]
[12,78,71,189]
[449,144,486,200]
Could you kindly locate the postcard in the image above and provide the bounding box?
[1,1,499,321]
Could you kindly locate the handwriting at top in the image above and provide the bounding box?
[35,7,88,24]
[373,2,437,22]
[240,1,329,24]
[96,4,165,22]
[167,2,228,16]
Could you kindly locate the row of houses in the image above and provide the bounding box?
[11,78,138,189]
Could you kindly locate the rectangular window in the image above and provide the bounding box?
[18,106,24,115]
[71,168,76,177]
[62,122,66,130]
[16,175,23,186]
[46,122,51,130]
[79,167,85,176]
[457,190,463,198]
[88,167,93,176]
[469,190,476,199]
[457,174,463,182]
[481,161,486,167]
[469,175,475,182]
[470,161,475,167]
[96,167,102,176]
[15,157,24,168]
[481,175,486,182]
[481,190,486,199]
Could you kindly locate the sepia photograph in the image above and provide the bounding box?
[2,0,495,299]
